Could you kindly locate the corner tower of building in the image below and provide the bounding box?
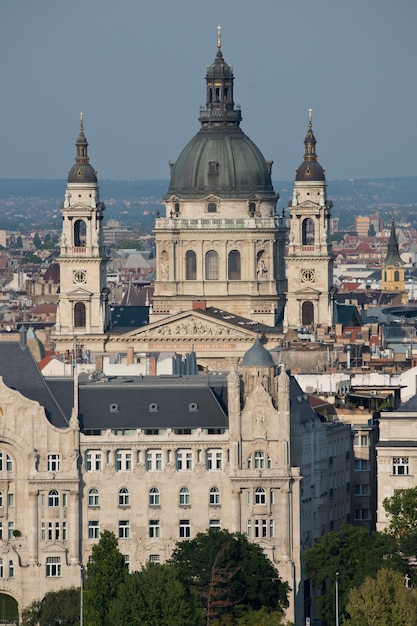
[284,111,335,332]
[151,28,287,326]
[53,115,109,352]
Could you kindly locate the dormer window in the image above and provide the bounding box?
[207,202,217,213]
[149,403,158,413]
[208,162,219,175]
[189,402,198,412]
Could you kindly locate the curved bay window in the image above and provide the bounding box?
[228,250,241,280]
[74,219,86,247]
[74,302,86,328]
[302,301,314,326]
[205,250,219,280]
[302,218,315,246]
[185,251,196,280]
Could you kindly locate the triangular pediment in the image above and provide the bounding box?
[293,285,322,295]
[118,309,259,342]
[69,202,91,210]
[298,200,320,211]
[67,287,92,297]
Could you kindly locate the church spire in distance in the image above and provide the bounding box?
[199,26,242,128]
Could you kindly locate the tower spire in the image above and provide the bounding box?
[303,108,318,162]
[217,24,221,49]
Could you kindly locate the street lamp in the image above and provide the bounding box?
[80,563,85,626]
[335,571,339,626]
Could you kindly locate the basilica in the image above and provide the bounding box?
[52,28,335,369]
[0,33,351,626]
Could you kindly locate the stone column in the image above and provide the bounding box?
[69,490,80,564]
[231,489,241,532]
[28,491,38,565]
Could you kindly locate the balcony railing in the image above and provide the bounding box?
[155,217,285,230]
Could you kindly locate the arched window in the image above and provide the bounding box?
[149,487,160,506]
[205,251,219,280]
[255,487,266,505]
[228,250,241,280]
[74,219,86,247]
[0,452,13,472]
[88,488,99,507]
[48,490,59,507]
[254,451,265,469]
[302,301,314,326]
[185,251,196,280]
[179,487,190,506]
[302,218,315,245]
[74,302,86,327]
[209,487,221,506]
[118,488,130,507]
[394,270,400,281]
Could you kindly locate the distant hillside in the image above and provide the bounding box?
[0,177,416,233]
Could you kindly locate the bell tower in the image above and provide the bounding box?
[53,115,109,350]
[284,111,334,332]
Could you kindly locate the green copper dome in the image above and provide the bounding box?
[167,128,276,199]
[165,37,276,201]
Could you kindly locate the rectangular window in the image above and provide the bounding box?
[116,451,132,472]
[354,484,370,496]
[8,560,14,578]
[179,519,190,538]
[177,450,193,471]
[124,555,130,573]
[146,450,163,471]
[355,508,370,521]
[86,451,102,471]
[269,520,275,538]
[46,556,61,578]
[62,493,67,507]
[354,459,370,472]
[48,522,53,541]
[6,456,12,472]
[149,520,160,538]
[0,559,3,578]
[118,520,130,539]
[207,450,223,470]
[246,520,252,538]
[88,521,100,540]
[55,522,60,541]
[7,494,14,507]
[48,454,60,472]
[40,494,45,508]
[209,519,221,530]
[354,434,369,447]
[62,522,67,541]
[392,457,409,475]
[40,522,45,542]
[7,522,13,540]
[149,554,160,563]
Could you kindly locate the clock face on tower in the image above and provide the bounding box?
[301,268,315,283]
[73,269,87,285]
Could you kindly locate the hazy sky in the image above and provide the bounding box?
[1,0,416,182]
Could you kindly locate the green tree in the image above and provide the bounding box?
[22,588,79,625]
[384,486,417,558]
[303,523,404,624]
[345,568,417,626]
[33,233,42,248]
[84,530,127,626]
[109,562,202,626]
[170,529,289,624]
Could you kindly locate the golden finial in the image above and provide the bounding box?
[217,24,222,49]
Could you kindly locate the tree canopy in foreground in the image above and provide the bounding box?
[303,523,405,624]
[345,568,417,626]
[169,528,290,624]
